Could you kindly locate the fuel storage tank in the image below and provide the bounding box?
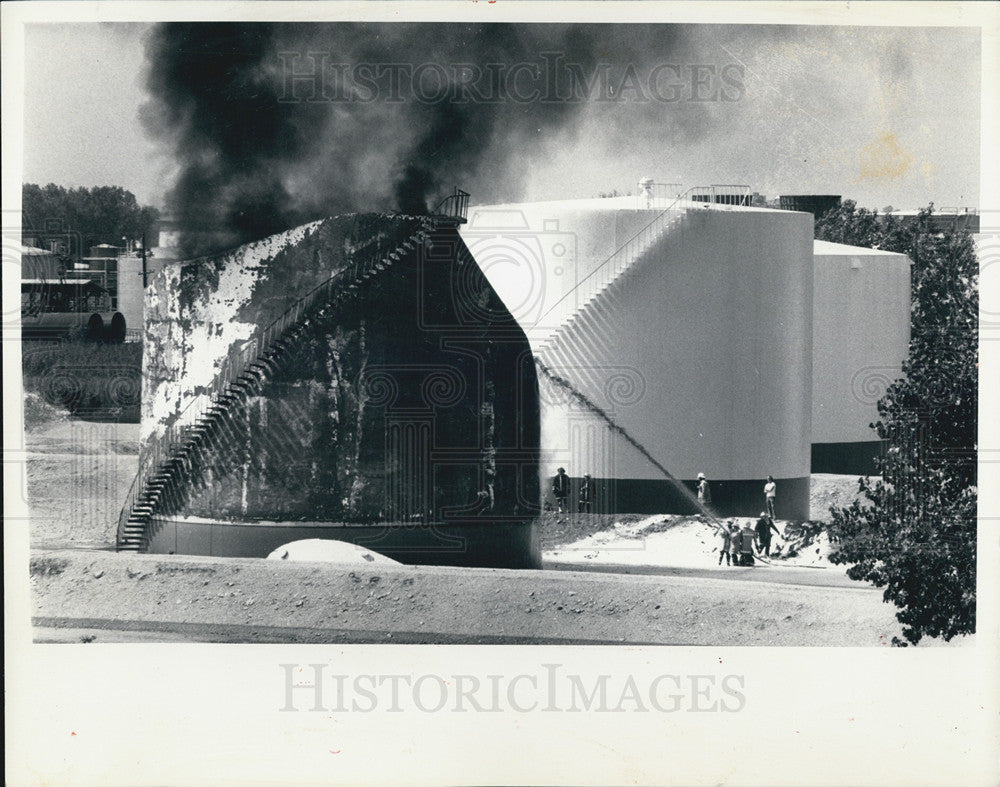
[133,213,540,567]
[811,239,911,474]
[463,196,815,520]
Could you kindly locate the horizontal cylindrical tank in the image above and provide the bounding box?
[20,311,126,343]
[104,312,127,343]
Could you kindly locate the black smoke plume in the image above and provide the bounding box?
[142,24,331,256]
[142,23,701,257]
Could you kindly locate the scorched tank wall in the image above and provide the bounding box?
[138,215,540,567]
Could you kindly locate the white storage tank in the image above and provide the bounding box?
[463,196,815,520]
[811,240,911,474]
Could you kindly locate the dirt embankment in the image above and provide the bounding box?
[31,549,903,646]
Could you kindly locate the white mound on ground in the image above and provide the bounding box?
[544,515,718,568]
[266,539,400,565]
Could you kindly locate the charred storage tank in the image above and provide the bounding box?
[127,213,540,567]
[462,196,814,520]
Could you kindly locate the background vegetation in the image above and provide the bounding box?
[22,183,159,260]
[818,202,978,645]
[22,341,142,423]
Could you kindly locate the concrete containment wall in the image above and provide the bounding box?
[465,199,814,519]
[142,215,540,567]
[811,240,911,474]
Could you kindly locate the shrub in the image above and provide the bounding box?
[22,341,142,422]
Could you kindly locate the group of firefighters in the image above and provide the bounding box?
[551,468,784,567]
[716,514,781,567]
[700,471,783,566]
[550,467,593,514]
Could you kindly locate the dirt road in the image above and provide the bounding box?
[544,560,866,589]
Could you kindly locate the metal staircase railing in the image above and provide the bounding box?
[532,187,732,531]
[635,181,683,210]
[431,188,470,224]
[536,185,710,357]
[116,217,437,551]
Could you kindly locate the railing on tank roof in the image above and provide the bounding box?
[431,188,470,223]
[635,181,683,210]
[689,185,753,207]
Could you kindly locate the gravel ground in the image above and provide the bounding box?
[24,420,138,549]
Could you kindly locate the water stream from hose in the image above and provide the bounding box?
[535,357,725,532]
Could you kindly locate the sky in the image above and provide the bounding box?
[20,22,982,212]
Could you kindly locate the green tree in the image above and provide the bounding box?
[22,183,160,259]
[822,204,978,645]
[815,199,883,248]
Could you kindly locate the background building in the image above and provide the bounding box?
[779,195,842,218]
[18,240,126,342]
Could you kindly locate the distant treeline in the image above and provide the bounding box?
[22,183,159,259]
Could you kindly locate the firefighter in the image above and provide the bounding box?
[552,467,570,514]
[697,472,712,512]
[755,511,781,557]
[578,473,594,513]
[718,521,736,566]
[764,475,777,519]
[737,521,757,566]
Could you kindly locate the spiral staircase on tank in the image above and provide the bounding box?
[530,187,733,527]
[116,191,469,552]
[534,187,703,384]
